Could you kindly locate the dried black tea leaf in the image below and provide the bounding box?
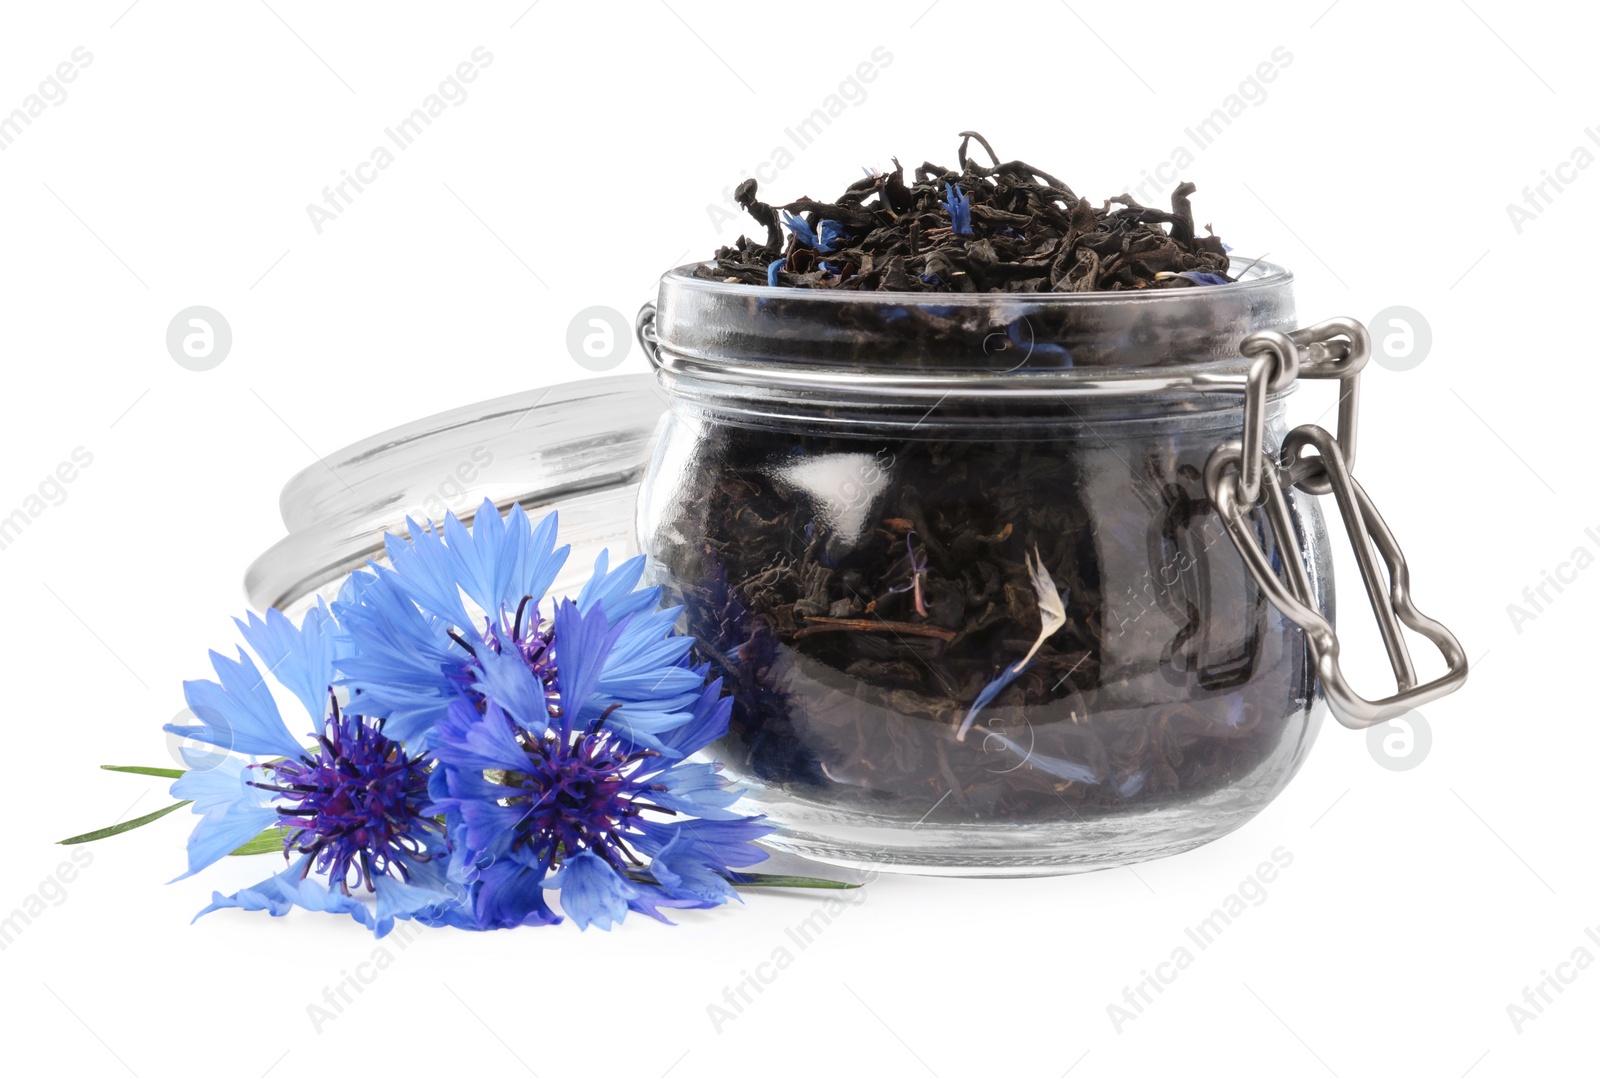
[697,131,1232,293]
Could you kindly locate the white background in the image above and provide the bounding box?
[1,1,1593,1075]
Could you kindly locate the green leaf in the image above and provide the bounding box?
[728,872,861,890]
[58,800,192,845]
[227,828,287,857]
[101,764,186,780]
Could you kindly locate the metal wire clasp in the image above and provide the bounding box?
[1204,318,1468,729]
[636,303,661,364]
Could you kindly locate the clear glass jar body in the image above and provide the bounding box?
[638,262,1332,875]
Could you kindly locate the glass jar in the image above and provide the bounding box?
[246,377,665,618]
[636,260,1335,875]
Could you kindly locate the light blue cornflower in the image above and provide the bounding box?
[335,500,771,929]
[427,603,770,930]
[166,603,464,936]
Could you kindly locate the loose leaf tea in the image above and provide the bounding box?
[655,417,1321,822]
[648,138,1324,835]
[697,131,1233,293]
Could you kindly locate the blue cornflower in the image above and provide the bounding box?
[165,603,463,936]
[331,500,768,929]
[941,182,973,236]
[335,500,709,759]
[331,501,569,744]
[767,257,785,286]
[429,599,770,931]
[782,212,848,254]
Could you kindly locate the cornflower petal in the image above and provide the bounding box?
[575,550,655,620]
[473,861,561,929]
[543,849,637,931]
[816,219,848,254]
[781,211,821,249]
[194,856,373,930]
[651,832,740,904]
[978,727,1100,785]
[653,678,734,759]
[431,698,529,775]
[472,630,552,733]
[382,518,475,629]
[173,648,304,760]
[956,547,1067,740]
[551,599,626,720]
[171,799,280,882]
[941,182,974,236]
[632,817,772,868]
[651,762,744,820]
[231,601,337,721]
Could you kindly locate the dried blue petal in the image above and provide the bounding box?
[1005,318,1073,365]
[767,258,786,286]
[979,728,1100,785]
[816,219,848,254]
[941,182,973,237]
[781,211,820,249]
[957,549,1066,740]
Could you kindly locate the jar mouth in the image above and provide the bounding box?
[649,256,1297,418]
[671,254,1290,306]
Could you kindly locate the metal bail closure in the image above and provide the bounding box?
[1205,325,1468,730]
[635,302,661,364]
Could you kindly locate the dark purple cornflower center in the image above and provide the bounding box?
[252,695,436,894]
[498,710,668,871]
[449,597,675,869]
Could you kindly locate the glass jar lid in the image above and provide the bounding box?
[245,375,665,615]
